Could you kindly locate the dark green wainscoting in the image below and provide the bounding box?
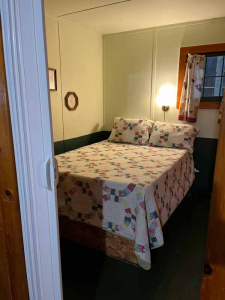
[54,131,110,155]
[54,132,217,197]
[191,137,218,197]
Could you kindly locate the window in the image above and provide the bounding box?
[201,53,225,102]
[177,43,225,109]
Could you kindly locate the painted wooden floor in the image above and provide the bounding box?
[60,193,210,300]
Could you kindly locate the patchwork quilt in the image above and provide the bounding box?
[56,141,194,270]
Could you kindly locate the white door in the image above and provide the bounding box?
[0,0,63,299]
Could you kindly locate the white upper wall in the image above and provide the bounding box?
[45,0,225,141]
[103,18,225,138]
[103,30,154,130]
[45,16,103,142]
[154,19,224,138]
[59,19,103,140]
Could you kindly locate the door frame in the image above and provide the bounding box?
[0,0,63,299]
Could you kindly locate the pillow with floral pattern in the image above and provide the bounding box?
[149,121,199,153]
[108,117,155,145]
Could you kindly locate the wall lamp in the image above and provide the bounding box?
[157,84,176,122]
[162,105,170,122]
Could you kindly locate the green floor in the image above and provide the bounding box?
[60,193,210,300]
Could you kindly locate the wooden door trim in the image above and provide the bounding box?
[200,99,225,298]
[0,21,29,299]
[1,0,63,298]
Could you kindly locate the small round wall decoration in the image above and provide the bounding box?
[65,92,79,111]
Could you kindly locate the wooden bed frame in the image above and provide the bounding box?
[59,216,138,265]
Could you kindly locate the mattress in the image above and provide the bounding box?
[56,141,194,269]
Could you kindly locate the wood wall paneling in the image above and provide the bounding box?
[0,22,29,299]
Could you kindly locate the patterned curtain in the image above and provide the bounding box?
[178,54,205,123]
[218,90,225,123]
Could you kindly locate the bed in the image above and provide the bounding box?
[56,140,194,270]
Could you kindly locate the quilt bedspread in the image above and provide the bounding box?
[56,141,194,270]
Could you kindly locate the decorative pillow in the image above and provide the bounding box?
[108,117,154,145]
[149,121,199,153]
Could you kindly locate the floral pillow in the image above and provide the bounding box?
[149,121,199,153]
[108,117,154,145]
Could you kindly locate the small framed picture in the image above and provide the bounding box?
[65,92,79,111]
[48,68,57,91]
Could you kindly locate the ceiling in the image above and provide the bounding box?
[44,0,225,34]
[44,0,127,18]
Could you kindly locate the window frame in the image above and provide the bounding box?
[201,51,225,102]
[176,43,225,109]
